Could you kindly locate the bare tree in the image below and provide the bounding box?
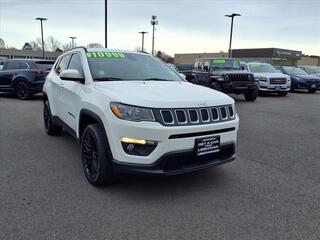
[156,50,174,63]
[46,36,61,51]
[22,42,32,50]
[62,42,73,51]
[28,40,42,51]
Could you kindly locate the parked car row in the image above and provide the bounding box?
[175,59,320,98]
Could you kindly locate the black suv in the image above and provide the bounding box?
[176,63,194,81]
[0,59,54,99]
[190,58,258,101]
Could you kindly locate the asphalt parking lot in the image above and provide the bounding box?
[1,91,320,240]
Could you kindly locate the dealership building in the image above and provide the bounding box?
[0,49,61,60]
[174,48,320,66]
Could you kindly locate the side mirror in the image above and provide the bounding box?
[60,69,84,82]
[240,66,245,70]
[203,65,209,71]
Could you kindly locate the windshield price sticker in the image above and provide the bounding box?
[86,52,126,58]
[250,64,261,68]
[212,59,226,64]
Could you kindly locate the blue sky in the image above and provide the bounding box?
[0,0,319,56]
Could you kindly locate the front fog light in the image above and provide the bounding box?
[120,137,157,156]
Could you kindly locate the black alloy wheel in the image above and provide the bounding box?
[81,124,113,186]
[15,82,30,100]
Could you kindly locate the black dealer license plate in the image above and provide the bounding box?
[195,136,220,156]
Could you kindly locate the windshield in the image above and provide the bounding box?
[211,59,240,70]
[86,51,182,81]
[306,66,320,74]
[283,66,308,75]
[249,63,279,73]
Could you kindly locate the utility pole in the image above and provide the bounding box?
[225,13,241,58]
[150,15,158,55]
[35,17,47,59]
[138,31,148,52]
[105,0,108,48]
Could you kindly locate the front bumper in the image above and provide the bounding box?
[103,113,239,166]
[258,81,290,92]
[295,81,320,90]
[113,143,235,176]
[222,81,256,93]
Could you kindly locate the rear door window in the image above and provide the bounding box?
[194,61,199,69]
[5,61,28,70]
[198,61,204,70]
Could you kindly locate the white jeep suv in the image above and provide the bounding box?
[241,62,291,96]
[43,47,239,186]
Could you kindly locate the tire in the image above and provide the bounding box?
[244,88,258,101]
[308,88,317,93]
[290,85,295,92]
[278,91,288,96]
[15,81,30,100]
[43,101,63,136]
[81,124,113,186]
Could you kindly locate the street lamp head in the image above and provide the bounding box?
[69,36,77,39]
[35,17,48,21]
[151,15,158,25]
[139,31,148,34]
[225,13,241,18]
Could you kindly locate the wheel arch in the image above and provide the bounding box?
[78,109,106,142]
[12,77,30,88]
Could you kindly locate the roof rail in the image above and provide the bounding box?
[65,46,87,52]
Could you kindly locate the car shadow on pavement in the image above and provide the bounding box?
[103,167,233,199]
[0,92,43,100]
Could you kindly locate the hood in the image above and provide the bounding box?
[94,81,234,108]
[212,70,250,75]
[253,73,289,78]
[292,74,320,81]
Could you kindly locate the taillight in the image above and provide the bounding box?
[31,70,46,75]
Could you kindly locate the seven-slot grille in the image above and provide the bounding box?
[226,74,251,81]
[270,78,287,85]
[156,105,235,126]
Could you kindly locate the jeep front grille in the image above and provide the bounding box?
[227,74,251,81]
[155,105,235,126]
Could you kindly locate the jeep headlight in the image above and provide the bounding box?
[110,102,155,122]
[211,75,224,81]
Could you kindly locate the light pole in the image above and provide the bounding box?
[150,15,158,55]
[138,31,148,52]
[225,13,241,58]
[105,0,107,48]
[69,36,77,48]
[35,17,47,59]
